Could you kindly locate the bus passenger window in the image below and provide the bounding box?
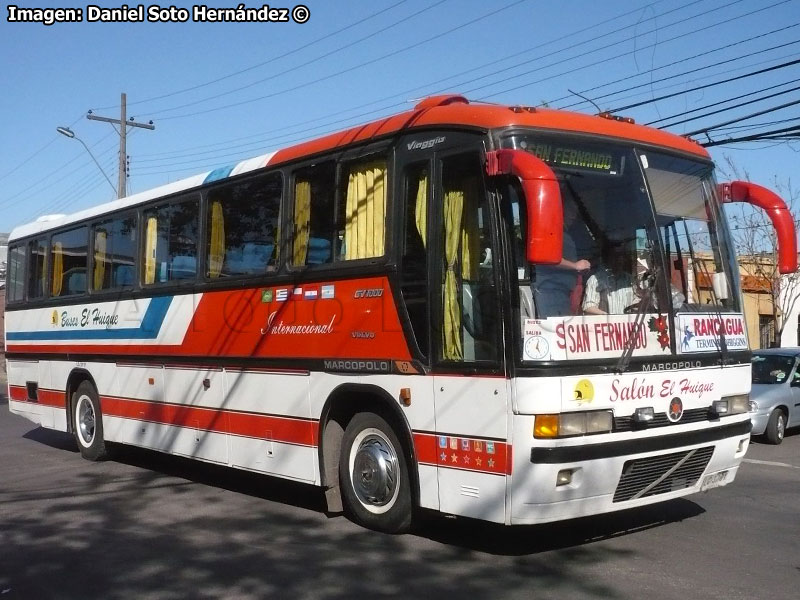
[92,215,136,291]
[400,163,429,358]
[207,172,281,278]
[292,162,335,266]
[6,244,26,302]
[27,237,48,300]
[338,159,387,260]
[143,198,199,284]
[51,226,88,297]
[439,154,499,363]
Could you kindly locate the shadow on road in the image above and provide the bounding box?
[2,423,708,599]
[416,498,705,556]
[20,426,704,555]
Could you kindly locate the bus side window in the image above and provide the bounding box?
[337,158,388,261]
[51,226,88,297]
[6,244,26,302]
[291,162,336,267]
[27,237,48,300]
[207,172,282,278]
[143,197,200,284]
[400,163,430,358]
[92,215,137,291]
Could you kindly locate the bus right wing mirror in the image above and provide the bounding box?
[486,149,563,265]
[718,181,798,274]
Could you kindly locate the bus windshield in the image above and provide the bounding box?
[500,133,744,362]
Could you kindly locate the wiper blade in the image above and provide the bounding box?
[613,269,657,374]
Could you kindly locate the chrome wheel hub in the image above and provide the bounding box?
[352,433,398,508]
[77,396,95,445]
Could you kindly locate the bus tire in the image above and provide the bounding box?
[339,412,412,533]
[72,381,108,461]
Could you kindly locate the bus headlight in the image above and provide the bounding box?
[713,394,750,416]
[534,410,613,438]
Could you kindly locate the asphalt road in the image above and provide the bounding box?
[1,379,798,599]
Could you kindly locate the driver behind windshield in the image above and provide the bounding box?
[583,241,636,315]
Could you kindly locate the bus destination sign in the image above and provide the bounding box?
[526,143,621,175]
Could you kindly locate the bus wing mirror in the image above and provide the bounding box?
[486,149,563,265]
[718,181,798,274]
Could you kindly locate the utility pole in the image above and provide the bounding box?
[87,92,154,198]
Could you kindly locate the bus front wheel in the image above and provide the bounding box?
[339,412,412,533]
[72,381,108,461]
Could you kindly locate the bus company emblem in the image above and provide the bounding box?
[407,136,445,151]
[668,397,684,422]
[574,379,594,405]
[51,310,59,326]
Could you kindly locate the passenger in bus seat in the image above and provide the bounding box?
[531,198,592,317]
[582,243,636,315]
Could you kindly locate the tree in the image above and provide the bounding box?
[721,159,800,346]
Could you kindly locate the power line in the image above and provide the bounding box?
[157,0,529,121]
[94,0,413,111]
[608,56,800,115]
[473,0,791,101]
[689,97,800,137]
[583,50,800,118]
[647,77,800,126]
[133,0,691,161]
[132,0,741,166]
[552,27,800,111]
[147,0,450,117]
[0,114,84,184]
[0,132,118,211]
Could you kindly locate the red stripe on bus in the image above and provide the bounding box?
[413,432,511,476]
[100,396,318,447]
[6,276,413,362]
[7,385,66,408]
[8,385,28,402]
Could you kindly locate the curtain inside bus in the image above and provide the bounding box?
[93,230,107,290]
[443,189,464,360]
[343,161,386,260]
[293,180,311,265]
[208,200,225,278]
[145,216,157,284]
[52,242,64,297]
[416,174,427,248]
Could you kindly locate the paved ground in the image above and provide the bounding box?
[1,370,798,599]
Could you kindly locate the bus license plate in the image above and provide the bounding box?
[701,470,729,490]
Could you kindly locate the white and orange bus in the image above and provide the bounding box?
[5,95,796,532]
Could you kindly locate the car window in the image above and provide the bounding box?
[751,354,796,384]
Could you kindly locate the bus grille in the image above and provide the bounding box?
[614,408,711,432]
[613,446,714,503]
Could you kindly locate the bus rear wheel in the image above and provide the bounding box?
[339,412,412,533]
[72,381,108,461]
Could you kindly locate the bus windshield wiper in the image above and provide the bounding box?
[613,267,658,374]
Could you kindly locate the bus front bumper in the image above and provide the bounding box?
[510,418,751,525]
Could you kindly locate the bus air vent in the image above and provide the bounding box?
[414,95,469,110]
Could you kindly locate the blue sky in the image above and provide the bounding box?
[1,0,798,232]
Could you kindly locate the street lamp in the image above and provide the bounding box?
[56,126,118,196]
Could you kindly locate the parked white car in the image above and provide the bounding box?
[749,348,800,444]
